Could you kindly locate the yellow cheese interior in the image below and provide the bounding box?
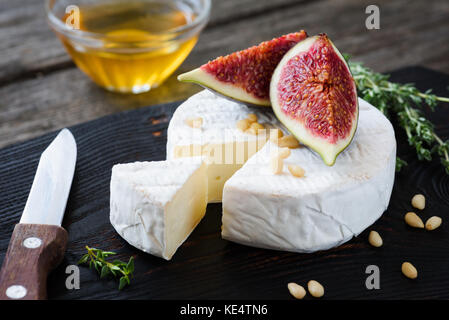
[164,162,208,259]
[172,137,268,202]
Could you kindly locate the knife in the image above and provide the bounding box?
[0,129,77,300]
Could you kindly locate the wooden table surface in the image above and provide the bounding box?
[0,0,448,148]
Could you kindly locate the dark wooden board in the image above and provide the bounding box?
[0,67,449,300]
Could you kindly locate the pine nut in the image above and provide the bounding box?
[368,231,383,247]
[245,127,258,135]
[279,147,291,159]
[425,216,442,231]
[288,164,305,178]
[185,117,203,128]
[185,118,194,127]
[247,113,258,122]
[278,135,300,149]
[401,262,418,279]
[287,282,306,300]
[193,118,203,128]
[250,122,265,132]
[174,147,183,158]
[405,212,424,228]
[271,156,283,174]
[411,194,425,210]
[236,119,251,131]
[307,280,324,298]
[269,128,284,142]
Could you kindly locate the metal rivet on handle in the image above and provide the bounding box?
[6,285,27,299]
[23,237,42,249]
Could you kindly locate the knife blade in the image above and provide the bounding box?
[21,128,77,225]
[0,128,77,300]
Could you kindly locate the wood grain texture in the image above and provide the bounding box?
[0,224,68,300]
[0,67,448,300]
[0,0,448,148]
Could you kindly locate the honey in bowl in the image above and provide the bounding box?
[51,0,207,94]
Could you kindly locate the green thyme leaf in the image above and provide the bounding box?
[100,265,109,279]
[119,277,128,291]
[127,257,134,274]
[395,157,408,172]
[77,254,89,265]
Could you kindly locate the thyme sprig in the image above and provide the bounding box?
[347,60,449,174]
[78,246,134,290]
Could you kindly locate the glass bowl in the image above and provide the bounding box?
[46,0,210,94]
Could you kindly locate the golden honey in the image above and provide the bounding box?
[59,1,198,93]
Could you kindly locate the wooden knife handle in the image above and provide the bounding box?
[0,224,68,300]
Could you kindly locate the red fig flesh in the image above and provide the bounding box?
[270,34,358,165]
[178,31,308,106]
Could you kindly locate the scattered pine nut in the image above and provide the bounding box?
[287,282,306,300]
[247,113,258,123]
[425,216,442,231]
[236,119,251,131]
[368,231,383,247]
[269,129,283,145]
[401,262,418,279]
[245,127,258,135]
[411,194,425,210]
[279,147,291,159]
[405,212,424,228]
[307,280,324,298]
[250,122,265,132]
[271,156,283,174]
[278,135,300,149]
[185,117,203,128]
[269,128,284,142]
[192,118,203,128]
[185,118,194,127]
[288,164,305,178]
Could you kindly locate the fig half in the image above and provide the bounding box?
[270,34,358,166]
[178,31,307,106]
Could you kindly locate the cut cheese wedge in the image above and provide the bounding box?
[167,90,281,202]
[110,158,207,260]
[222,99,396,252]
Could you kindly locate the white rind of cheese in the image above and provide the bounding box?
[167,90,281,202]
[110,158,207,260]
[222,99,396,253]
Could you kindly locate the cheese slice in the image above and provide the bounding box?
[167,90,280,202]
[110,158,207,260]
[222,99,396,253]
